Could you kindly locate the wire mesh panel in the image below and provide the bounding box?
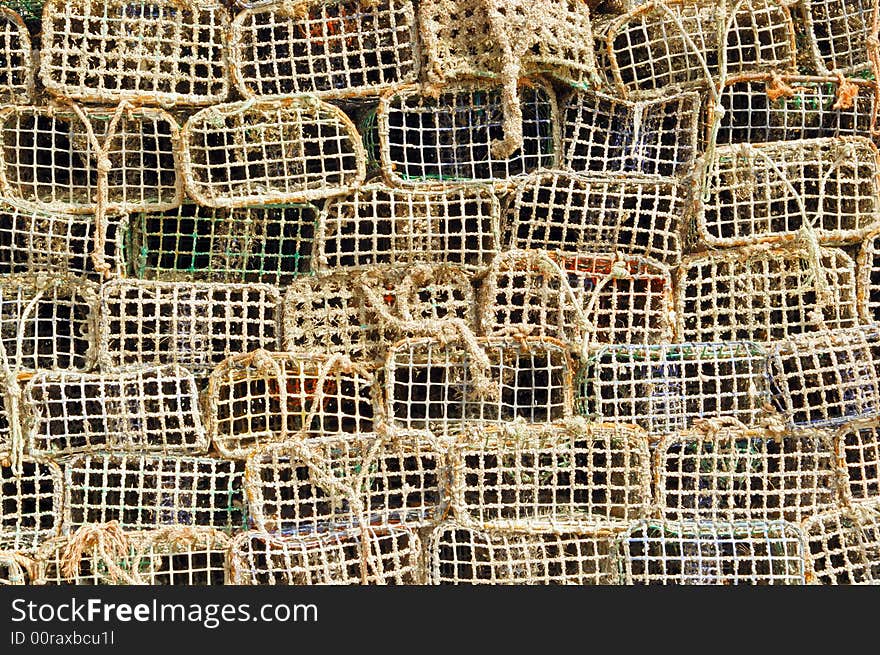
[244,432,444,532]
[856,228,880,322]
[676,244,858,342]
[803,502,880,584]
[0,551,31,584]
[581,342,770,435]
[182,97,366,207]
[837,419,880,500]
[230,0,418,99]
[596,0,797,97]
[798,0,875,75]
[504,170,686,267]
[125,202,318,284]
[767,324,880,429]
[377,80,559,187]
[207,351,376,458]
[98,279,280,378]
[228,525,423,584]
[655,423,841,523]
[40,0,230,105]
[63,454,247,533]
[617,520,808,585]
[429,524,618,585]
[0,459,63,551]
[24,365,208,459]
[698,137,880,248]
[316,184,500,273]
[385,337,573,435]
[561,89,701,178]
[0,8,31,104]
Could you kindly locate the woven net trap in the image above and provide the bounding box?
[2,0,880,587]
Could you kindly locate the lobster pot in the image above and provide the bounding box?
[699,137,880,248]
[24,365,208,459]
[617,520,807,585]
[0,8,31,103]
[594,0,796,97]
[450,421,651,532]
[384,337,573,435]
[244,433,444,532]
[429,524,617,585]
[0,551,31,584]
[712,74,878,145]
[581,342,770,435]
[837,419,880,500]
[228,526,423,585]
[0,459,63,552]
[798,0,874,75]
[376,80,559,187]
[767,325,880,429]
[504,170,685,267]
[182,97,366,207]
[856,229,880,322]
[40,0,229,105]
[803,502,880,584]
[316,184,500,273]
[561,89,700,178]
[63,454,247,533]
[207,351,376,458]
[125,202,319,285]
[98,280,280,379]
[676,245,858,342]
[0,275,98,373]
[0,105,182,214]
[35,527,230,585]
[230,0,418,99]
[655,426,840,523]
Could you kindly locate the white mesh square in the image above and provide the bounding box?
[803,501,880,584]
[798,0,875,75]
[0,459,63,552]
[0,8,31,104]
[837,418,880,501]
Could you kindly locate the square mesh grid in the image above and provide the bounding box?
[0,551,31,584]
[0,459,63,552]
[799,0,875,75]
[837,419,880,500]
[676,244,858,342]
[125,202,318,285]
[503,170,686,267]
[98,279,280,378]
[182,97,366,207]
[617,520,807,585]
[580,341,770,435]
[561,89,700,178]
[315,184,500,273]
[40,0,230,105]
[63,454,247,534]
[856,228,880,322]
[698,137,880,247]
[0,8,31,104]
[228,525,423,585]
[24,365,208,459]
[230,0,418,98]
[803,502,880,584]
[206,351,376,458]
[429,524,618,585]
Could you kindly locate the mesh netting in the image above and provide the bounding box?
[802,501,880,584]
[0,8,31,104]
[24,365,208,459]
[0,550,32,584]
[98,279,280,378]
[676,244,858,342]
[856,228,880,322]
[0,458,63,552]
[616,520,808,585]
[182,96,366,207]
[206,350,376,458]
[798,0,875,75]
[63,454,246,533]
[580,341,770,435]
[230,0,418,99]
[315,184,501,273]
[228,525,423,584]
[429,524,618,585]
[837,418,880,501]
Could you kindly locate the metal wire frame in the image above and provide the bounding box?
[616,520,809,585]
[502,169,687,267]
[802,500,880,584]
[40,0,231,106]
[0,550,32,584]
[205,350,378,459]
[23,364,208,459]
[63,453,247,534]
[836,418,880,501]
[856,227,880,322]
[428,523,620,585]
[227,525,424,585]
[0,458,63,552]
[181,96,367,208]
[0,7,31,104]
[229,0,419,99]
[124,201,319,285]
[314,183,501,274]
[579,341,771,435]
[675,243,859,342]
[797,0,876,75]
